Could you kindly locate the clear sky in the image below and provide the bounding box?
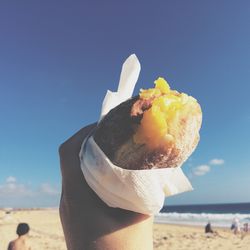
[0,1,250,208]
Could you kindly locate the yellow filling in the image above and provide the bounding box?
[133,77,197,149]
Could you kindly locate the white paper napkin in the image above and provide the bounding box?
[79,54,193,215]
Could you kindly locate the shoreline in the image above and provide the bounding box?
[154,221,232,230]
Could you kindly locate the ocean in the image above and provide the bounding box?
[154,202,250,228]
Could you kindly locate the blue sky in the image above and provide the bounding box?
[0,1,249,208]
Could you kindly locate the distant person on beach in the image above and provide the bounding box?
[59,124,153,250]
[8,223,31,250]
[204,222,220,237]
[231,218,241,235]
[205,222,214,234]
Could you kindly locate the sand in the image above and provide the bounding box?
[153,224,250,250]
[0,209,249,250]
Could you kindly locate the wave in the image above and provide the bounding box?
[154,212,250,228]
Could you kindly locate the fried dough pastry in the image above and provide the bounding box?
[94,77,202,170]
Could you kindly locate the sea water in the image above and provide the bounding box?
[154,202,250,228]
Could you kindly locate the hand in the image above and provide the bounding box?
[59,123,153,250]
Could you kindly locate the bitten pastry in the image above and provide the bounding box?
[94,77,202,170]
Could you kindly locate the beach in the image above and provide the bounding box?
[0,209,65,250]
[153,224,250,250]
[0,209,249,250]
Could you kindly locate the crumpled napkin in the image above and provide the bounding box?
[79,54,193,215]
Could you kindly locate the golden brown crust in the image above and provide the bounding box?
[94,97,202,170]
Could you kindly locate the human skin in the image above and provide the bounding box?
[59,123,153,250]
[8,235,31,250]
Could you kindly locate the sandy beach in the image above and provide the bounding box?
[0,209,65,250]
[0,209,249,250]
[153,223,250,250]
